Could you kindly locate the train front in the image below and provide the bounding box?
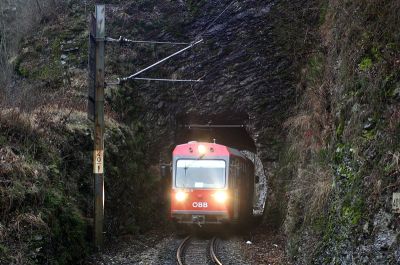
[171,142,230,225]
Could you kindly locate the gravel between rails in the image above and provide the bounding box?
[86,226,290,265]
[182,237,211,265]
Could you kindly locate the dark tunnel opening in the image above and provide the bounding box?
[174,112,256,152]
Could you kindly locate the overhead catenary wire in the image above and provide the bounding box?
[189,79,201,107]
[183,0,238,108]
[107,0,237,47]
[108,0,238,86]
[197,40,256,81]
[187,0,240,81]
[195,0,237,40]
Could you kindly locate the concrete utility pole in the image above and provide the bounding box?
[88,4,105,250]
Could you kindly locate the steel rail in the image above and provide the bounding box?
[176,236,191,265]
[177,236,223,265]
[210,237,223,265]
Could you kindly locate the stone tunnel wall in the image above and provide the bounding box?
[105,0,320,225]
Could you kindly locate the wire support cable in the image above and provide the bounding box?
[106,36,190,45]
[185,124,245,128]
[121,77,203,83]
[109,38,204,86]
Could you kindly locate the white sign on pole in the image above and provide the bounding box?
[93,149,104,174]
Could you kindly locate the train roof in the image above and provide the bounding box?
[173,141,248,160]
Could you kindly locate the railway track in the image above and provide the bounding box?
[176,236,223,265]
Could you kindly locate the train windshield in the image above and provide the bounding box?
[175,160,226,189]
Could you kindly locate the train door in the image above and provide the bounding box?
[238,160,247,220]
[230,158,240,222]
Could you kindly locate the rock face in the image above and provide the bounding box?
[281,1,400,264]
[105,0,313,227]
[106,0,295,160]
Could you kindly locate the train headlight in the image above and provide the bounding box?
[213,191,228,203]
[175,191,188,202]
[198,144,207,155]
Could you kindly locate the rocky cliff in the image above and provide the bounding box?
[282,1,400,264]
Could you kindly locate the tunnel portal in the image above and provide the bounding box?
[174,112,256,152]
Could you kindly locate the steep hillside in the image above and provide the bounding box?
[282,0,400,264]
[1,1,161,264]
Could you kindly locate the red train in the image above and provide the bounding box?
[167,141,255,226]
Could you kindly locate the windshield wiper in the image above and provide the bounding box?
[183,166,188,188]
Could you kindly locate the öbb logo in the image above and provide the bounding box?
[192,202,208,208]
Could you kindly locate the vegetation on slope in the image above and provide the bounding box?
[279,0,400,263]
[0,110,91,264]
[0,1,163,264]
